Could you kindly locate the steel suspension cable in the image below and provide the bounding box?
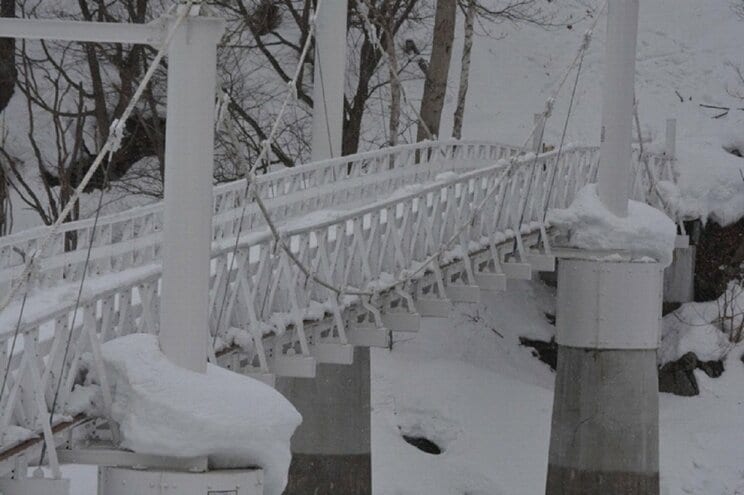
[0,0,196,314]
[211,0,325,344]
[219,3,609,307]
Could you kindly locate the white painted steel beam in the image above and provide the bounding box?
[502,262,532,280]
[527,254,556,273]
[312,343,354,365]
[0,477,70,495]
[159,16,225,373]
[476,273,507,292]
[0,18,163,45]
[99,467,263,495]
[415,298,452,318]
[311,0,348,160]
[596,0,640,217]
[347,326,390,348]
[381,312,421,333]
[57,448,208,471]
[273,355,317,378]
[445,285,481,303]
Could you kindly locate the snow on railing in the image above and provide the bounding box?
[0,142,674,467]
[0,140,521,298]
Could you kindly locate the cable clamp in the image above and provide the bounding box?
[108,119,126,155]
[582,29,593,51]
[287,80,298,100]
[544,98,555,119]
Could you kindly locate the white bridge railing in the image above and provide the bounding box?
[0,141,675,472]
[0,140,522,296]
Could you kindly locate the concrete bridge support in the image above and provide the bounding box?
[277,347,371,495]
[546,259,661,495]
[279,1,367,493]
[663,242,696,306]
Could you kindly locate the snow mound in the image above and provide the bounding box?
[670,141,744,227]
[660,282,743,365]
[91,334,301,495]
[660,309,730,366]
[548,184,677,266]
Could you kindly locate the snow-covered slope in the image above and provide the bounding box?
[442,0,744,226]
[372,282,744,495]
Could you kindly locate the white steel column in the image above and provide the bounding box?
[596,0,640,217]
[546,3,661,494]
[159,14,225,373]
[310,0,348,161]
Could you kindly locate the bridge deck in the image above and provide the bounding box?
[0,141,675,475]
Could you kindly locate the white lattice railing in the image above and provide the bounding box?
[0,143,675,468]
[0,140,523,297]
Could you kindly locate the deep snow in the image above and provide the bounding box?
[15,0,744,492]
[371,282,744,495]
[82,334,301,495]
[548,183,677,265]
[439,0,744,227]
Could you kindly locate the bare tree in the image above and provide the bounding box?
[417,0,456,141]
[2,0,431,234]
[452,0,475,139]
[451,0,565,139]
[0,0,15,235]
[734,0,744,19]
[0,0,172,232]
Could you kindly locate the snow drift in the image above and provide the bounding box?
[548,183,677,265]
[86,334,301,495]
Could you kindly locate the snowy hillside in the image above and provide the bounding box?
[372,283,744,495]
[20,0,744,493]
[444,0,744,226]
[368,2,744,492]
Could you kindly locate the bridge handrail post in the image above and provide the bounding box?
[664,118,676,160]
[533,113,545,153]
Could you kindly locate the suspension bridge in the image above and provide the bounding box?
[0,0,685,494]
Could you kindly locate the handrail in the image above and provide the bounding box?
[0,140,524,294]
[0,140,675,469]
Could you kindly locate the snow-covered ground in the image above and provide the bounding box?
[371,282,744,495]
[442,0,744,226]
[16,0,744,492]
[51,279,744,494]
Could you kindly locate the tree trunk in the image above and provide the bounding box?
[452,0,475,139]
[0,160,8,236]
[386,20,401,147]
[0,0,15,114]
[417,0,456,141]
[0,0,15,235]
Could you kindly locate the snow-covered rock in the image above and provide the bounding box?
[87,334,301,495]
[666,141,744,227]
[660,282,743,366]
[548,183,677,265]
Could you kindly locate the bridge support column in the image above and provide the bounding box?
[277,347,371,495]
[310,0,348,161]
[546,259,661,495]
[159,12,224,373]
[663,242,695,307]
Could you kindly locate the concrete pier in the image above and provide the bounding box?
[546,258,661,495]
[547,347,659,494]
[663,245,696,305]
[277,347,371,495]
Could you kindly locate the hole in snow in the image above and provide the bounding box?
[402,434,442,455]
[723,145,743,158]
